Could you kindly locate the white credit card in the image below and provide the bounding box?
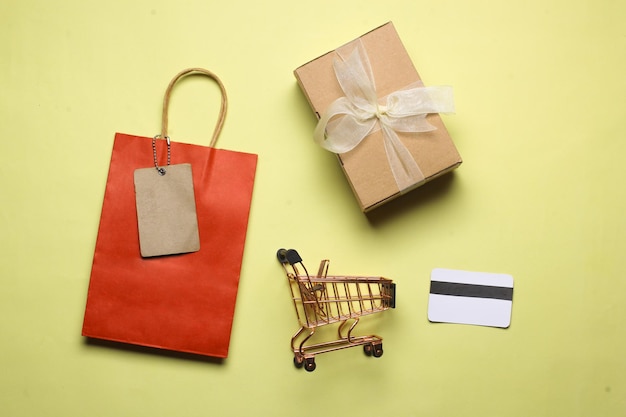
[428,268,514,328]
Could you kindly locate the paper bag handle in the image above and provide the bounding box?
[160,68,228,148]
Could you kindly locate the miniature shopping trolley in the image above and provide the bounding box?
[277,248,396,372]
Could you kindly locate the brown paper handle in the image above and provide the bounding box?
[160,67,227,148]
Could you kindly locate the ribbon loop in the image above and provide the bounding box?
[314,41,455,192]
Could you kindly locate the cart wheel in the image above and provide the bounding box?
[304,357,316,372]
[373,343,383,358]
[363,343,373,356]
[293,355,304,369]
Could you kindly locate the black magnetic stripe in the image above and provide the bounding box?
[430,281,513,301]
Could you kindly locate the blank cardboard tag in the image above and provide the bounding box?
[134,163,200,257]
[428,268,514,328]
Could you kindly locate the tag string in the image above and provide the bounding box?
[152,134,170,175]
[153,68,228,174]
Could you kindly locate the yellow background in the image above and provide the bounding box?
[1,1,624,416]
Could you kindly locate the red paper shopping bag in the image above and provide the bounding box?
[82,68,257,358]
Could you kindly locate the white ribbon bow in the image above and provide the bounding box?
[313,43,455,192]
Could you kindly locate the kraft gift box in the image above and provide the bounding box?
[294,22,462,212]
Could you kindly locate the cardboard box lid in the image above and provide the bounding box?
[294,22,461,211]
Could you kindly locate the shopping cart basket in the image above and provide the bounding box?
[277,248,396,372]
